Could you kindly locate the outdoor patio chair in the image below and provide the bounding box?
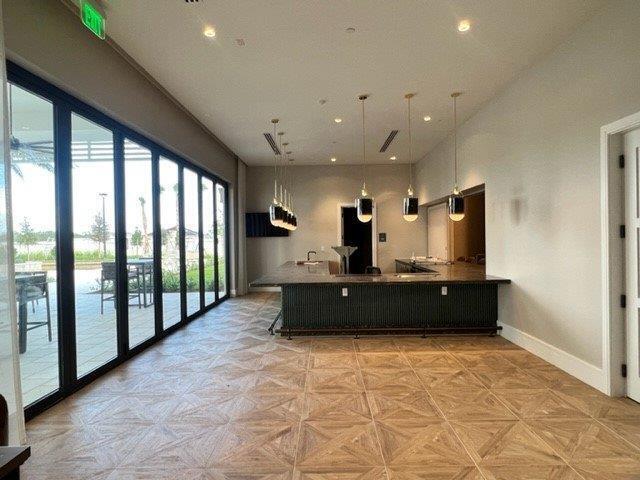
[16,271,52,342]
[100,262,142,314]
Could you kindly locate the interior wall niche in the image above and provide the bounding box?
[452,191,485,261]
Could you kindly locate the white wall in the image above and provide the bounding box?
[415,0,640,384]
[246,164,427,283]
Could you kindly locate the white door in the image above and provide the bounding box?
[625,127,640,402]
[427,203,448,260]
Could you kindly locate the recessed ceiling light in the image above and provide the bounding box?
[334,118,342,123]
[423,115,432,122]
[390,156,396,160]
[457,20,471,32]
[331,157,337,162]
[203,26,216,38]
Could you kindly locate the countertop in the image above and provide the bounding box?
[250,260,510,287]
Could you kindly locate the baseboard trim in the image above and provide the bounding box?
[499,322,607,394]
[249,286,281,293]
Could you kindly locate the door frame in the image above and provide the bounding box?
[336,202,378,268]
[601,109,640,396]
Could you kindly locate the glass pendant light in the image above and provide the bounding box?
[448,92,465,222]
[355,94,373,223]
[287,154,298,231]
[268,119,286,228]
[403,93,419,222]
[279,137,292,230]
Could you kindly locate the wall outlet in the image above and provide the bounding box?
[342,287,348,297]
[441,286,448,295]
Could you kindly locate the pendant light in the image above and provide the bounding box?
[282,146,294,231]
[403,93,419,222]
[279,136,292,230]
[355,94,373,223]
[268,119,286,228]
[448,92,465,222]
[288,155,298,231]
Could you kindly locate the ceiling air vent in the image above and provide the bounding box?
[379,130,399,152]
[263,133,281,155]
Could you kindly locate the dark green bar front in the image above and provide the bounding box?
[280,283,499,334]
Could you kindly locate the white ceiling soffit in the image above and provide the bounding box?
[94,0,604,165]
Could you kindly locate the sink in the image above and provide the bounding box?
[394,273,438,278]
[296,260,320,265]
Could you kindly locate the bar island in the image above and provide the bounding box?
[251,260,510,337]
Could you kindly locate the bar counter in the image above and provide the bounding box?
[250,260,510,337]
[251,260,509,286]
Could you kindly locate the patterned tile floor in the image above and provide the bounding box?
[23,293,640,479]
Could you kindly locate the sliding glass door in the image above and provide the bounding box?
[8,61,230,417]
[184,168,201,316]
[159,157,181,329]
[202,178,215,305]
[124,140,155,348]
[8,83,60,407]
[216,182,227,299]
[71,113,119,379]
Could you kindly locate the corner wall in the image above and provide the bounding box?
[245,164,427,283]
[414,0,640,389]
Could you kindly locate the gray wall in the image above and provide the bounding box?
[414,0,640,377]
[246,164,428,283]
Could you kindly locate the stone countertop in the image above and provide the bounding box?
[250,260,510,287]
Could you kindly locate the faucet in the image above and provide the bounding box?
[307,250,317,261]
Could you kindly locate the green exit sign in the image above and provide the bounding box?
[81,1,105,39]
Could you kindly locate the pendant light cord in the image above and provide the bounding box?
[361,96,366,193]
[272,120,278,202]
[453,94,458,192]
[407,94,413,194]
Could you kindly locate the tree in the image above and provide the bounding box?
[138,196,150,254]
[16,217,37,261]
[131,227,142,256]
[89,213,108,257]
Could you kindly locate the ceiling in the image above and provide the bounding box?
[90,0,603,165]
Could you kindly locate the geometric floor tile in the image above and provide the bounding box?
[479,465,581,480]
[293,466,387,479]
[306,369,364,393]
[360,368,424,391]
[449,420,564,466]
[491,389,588,419]
[295,421,384,468]
[375,420,474,467]
[525,418,640,468]
[303,393,372,423]
[387,466,483,479]
[429,387,517,420]
[367,390,443,425]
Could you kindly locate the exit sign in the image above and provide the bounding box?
[81,1,105,39]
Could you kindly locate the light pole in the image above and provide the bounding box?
[98,192,107,257]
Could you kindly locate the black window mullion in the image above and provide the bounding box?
[213,180,219,302]
[225,184,231,299]
[198,175,205,311]
[178,166,187,322]
[151,152,163,336]
[54,103,76,388]
[113,132,129,354]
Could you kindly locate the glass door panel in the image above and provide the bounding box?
[8,83,60,406]
[71,113,118,378]
[216,183,227,298]
[202,178,215,305]
[159,157,181,329]
[184,169,201,315]
[124,140,155,347]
